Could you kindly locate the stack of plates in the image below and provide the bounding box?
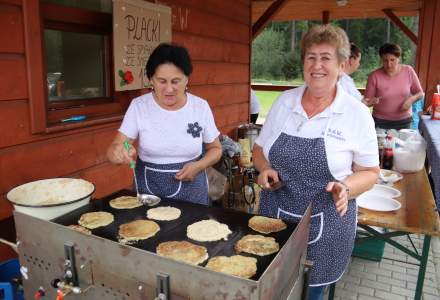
[377,169,403,185]
[357,184,401,212]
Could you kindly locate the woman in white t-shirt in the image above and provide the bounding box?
[252,25,379,300]
[338,43,362,101]
[107,43,222,205]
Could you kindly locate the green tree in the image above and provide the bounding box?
[252,29,286,79]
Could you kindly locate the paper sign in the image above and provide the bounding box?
[113,0,171,91]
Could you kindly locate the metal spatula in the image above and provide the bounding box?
[123,141,160,206]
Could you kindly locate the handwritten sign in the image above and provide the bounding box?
[113,0,171,91]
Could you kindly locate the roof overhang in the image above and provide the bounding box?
[252,0,421,22]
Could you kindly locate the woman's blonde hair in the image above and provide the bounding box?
[300,24,350,63]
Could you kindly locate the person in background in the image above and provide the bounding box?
[250,89,261,124]
[252,24,379,300]
[364,43,424,130]
[107,43,222,205]
[339,43,363,101]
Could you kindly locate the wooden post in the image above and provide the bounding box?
[383,9,418,44]
[252,0,289,40]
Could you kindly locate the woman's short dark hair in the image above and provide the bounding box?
[146,43,193,79]
[379,43,401,58]
[350,43,361,59]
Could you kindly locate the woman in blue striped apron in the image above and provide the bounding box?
[253,25,380,300]
[107,43,222,205]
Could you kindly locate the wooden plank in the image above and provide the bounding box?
[159,0,249,25]
[424,0,440,108]
[190,62,249,86]
[252,0,420,22]
[23,0,47,133]
[0,244,16,261]
[0,0,21,5]
[218,121,247,139]
[212,102,249,130]
[173,32,249,64]
[0,129,117,195]
[358,170,440,236]
[252,84,295,92]
[0,56,27,100]
[0,163,132,220]
[383,9,418,44]
[41,2,112,32]
[0,3,24,53]
[189,84,250,107]
[416,0,435,96]
[168,2,249,44]
[47,102,123,124]
[0,196,13,221]
[252,0,289,39]
[0,100,123,148]
[79,163,132,199]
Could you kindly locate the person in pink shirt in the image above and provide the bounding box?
[364,43,424,129]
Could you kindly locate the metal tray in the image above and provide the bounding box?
[53,190,298,280]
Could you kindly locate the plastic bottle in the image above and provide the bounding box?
[382,134,394,170]
[432,93,440,120]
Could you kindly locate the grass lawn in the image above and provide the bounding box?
[255,91,281,122]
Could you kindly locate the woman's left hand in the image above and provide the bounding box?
[175,162,201,181]
[326,181,349,217]
[400,98,413,111]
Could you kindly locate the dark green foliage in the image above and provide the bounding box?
[252,17,418,86]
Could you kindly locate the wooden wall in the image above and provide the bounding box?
[0,0,250,260]
[417,0,440,108]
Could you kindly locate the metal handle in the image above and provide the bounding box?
[123,141,135,169]
[0,238,18,253]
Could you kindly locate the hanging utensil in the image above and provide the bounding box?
[123,141,160,206]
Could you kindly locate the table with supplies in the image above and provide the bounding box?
[419,117,440,209]
[329,169,440,300]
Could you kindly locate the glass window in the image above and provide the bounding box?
[45,29,107,102]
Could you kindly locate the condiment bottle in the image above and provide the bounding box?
[382,134,394,170]
[432,93,440,120]
[377,133,386,168]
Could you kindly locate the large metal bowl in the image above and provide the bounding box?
[7,178,95,220]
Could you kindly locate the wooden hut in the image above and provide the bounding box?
[0,0,251,260]
[1,0,439,263]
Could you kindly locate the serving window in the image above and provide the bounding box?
[25,0,125,133]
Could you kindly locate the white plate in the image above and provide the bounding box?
[357,194,401,212]
[365,184,401,198]
[378,169,403,184]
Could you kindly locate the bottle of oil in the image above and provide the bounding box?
[382,134,394,170]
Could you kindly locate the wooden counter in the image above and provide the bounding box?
[358,169,440,236]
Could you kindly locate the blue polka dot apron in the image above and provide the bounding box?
[134,157,209,205]
[259,115,356,286]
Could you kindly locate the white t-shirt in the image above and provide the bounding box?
[250,89,261,114]
[255,84,378,181]
[119,92,220,164]
[339,73,363,101]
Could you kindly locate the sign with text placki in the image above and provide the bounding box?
[113,0,171,91]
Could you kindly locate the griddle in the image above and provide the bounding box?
[53,190,298,281]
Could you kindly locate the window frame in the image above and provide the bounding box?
[24,1,124,133]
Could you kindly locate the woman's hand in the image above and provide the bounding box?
[326,181,349,217]
[175,162,201,181]
[362,97,380,107]
[257,167,280,190]
[106,132,136,165]
[400,97,413,111]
